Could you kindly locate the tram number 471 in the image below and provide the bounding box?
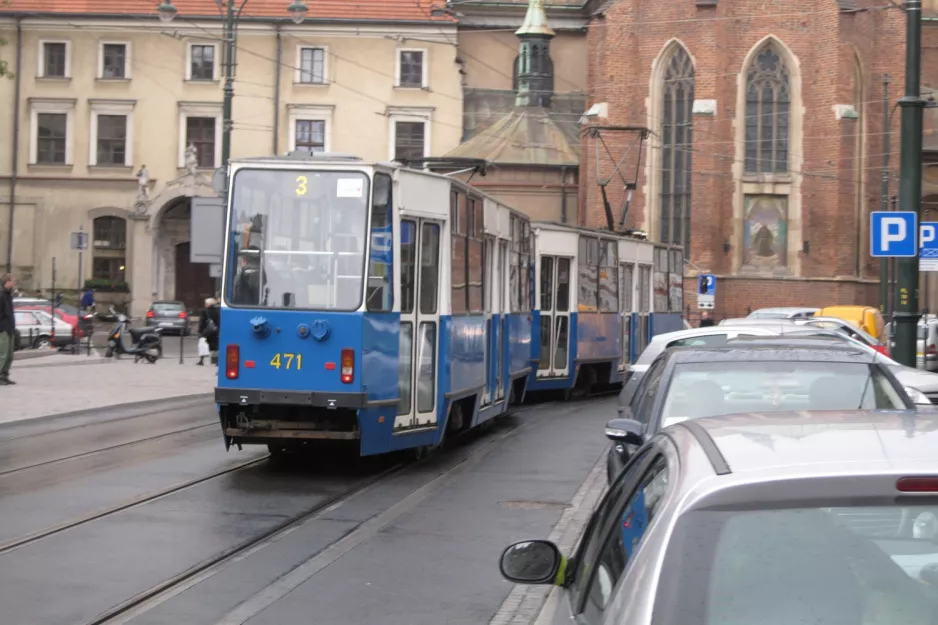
[270,353,303,370]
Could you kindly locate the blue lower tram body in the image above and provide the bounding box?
[215,309,532,456]
[526,311,678,394]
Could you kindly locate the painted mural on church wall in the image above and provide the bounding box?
[742,195,788,271]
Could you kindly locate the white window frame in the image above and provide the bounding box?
[97,41,132,80]
[37,39,71,78]
[387,106,433,161]
[288,104,334,152]
[185,42,219,81]
[395,48,428,89]
[294,45,329,85]
[89,99,135,167]
[29,98,76,165]
[178,102,223,169]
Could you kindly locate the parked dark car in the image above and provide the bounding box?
[604,341,914,482]
[145,300,190,335]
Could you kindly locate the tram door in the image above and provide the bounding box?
[483,237,494,406]
[619,263,634,369]
[536,256,572,378]
[395,219,442,431]
[496,239,508,402]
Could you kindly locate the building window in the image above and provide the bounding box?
[188,44,216,81]
[298,47,326,84]
[92,216,127,283]
[36,113,67,164]
[295,120,325,152]
[186,117,216,168]
[96,115,128,166]
[39,41,68,78]
[744,44,790,174]
[100,43,128,79]
[394,121,426,162]
[659,46,694,254]
[397,49,425,88]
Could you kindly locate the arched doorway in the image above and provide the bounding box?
[175,241,214,311]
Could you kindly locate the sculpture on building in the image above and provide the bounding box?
[185,143,199,176]
[136,165,150,200]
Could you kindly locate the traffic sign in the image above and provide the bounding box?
[70,231,89,251]
[871,211,918,257]
[697,273,715,309]
[921,222,938,272]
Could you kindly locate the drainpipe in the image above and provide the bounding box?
[5,17,22,274]
[272,24,282,155]
[560,166,568,223]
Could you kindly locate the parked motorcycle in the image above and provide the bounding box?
[104,306,163,363]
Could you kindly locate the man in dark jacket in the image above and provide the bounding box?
[0,273,16,385]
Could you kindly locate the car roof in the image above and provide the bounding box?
[719,317,800,326]
[648,325,774,342]
[672,410,938,477]
[748,307,819,314]
[664,343,876,364]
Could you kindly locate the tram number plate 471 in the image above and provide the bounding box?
[270,353,303,370]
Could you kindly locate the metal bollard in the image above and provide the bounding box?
[179,329,184,365]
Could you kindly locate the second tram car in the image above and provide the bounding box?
[528,223,684,397]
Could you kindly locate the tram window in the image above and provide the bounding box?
[620,264,634,313]
[451,190,469,315]
[599,241,618,313]
[468,197,485,313]
[540,256,554,311]
[578,237,598,312]
[398,322,413,416]
[401,220,417,315]
[556,258,570,312]
[366,172,393,312]
[417,322,437,413]
[420,223,440,314]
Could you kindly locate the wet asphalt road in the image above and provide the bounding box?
[0,396,615,625]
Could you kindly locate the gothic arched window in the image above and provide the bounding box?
[660,46,694,252]
[745,44,790,174]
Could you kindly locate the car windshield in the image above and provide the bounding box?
[748,311,790,319]
[658,361,906,427]
[153,302,184,312]
[225,168,370,311]
[654,505,938,625]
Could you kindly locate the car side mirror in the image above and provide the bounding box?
[499,540,563,585]
[605,418,645,446]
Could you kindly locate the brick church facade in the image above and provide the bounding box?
[578,0,906,316]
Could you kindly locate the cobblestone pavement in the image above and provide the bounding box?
[489,455,607,625]
[1,355,217,424]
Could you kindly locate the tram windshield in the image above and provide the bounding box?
[226,168,370,311]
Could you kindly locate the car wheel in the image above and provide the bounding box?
[33,335,51,350]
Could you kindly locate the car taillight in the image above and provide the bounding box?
[179,311,187,318]
[897,477,938,492]
[146,311,154,318]
[226,344,240,379]
[341,348,354,384]
[928,345,937,356]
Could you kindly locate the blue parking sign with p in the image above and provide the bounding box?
[871,211,918,257]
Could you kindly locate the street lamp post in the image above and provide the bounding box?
[894,0,926,367]
[156,0,309,205]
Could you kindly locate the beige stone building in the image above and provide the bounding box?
[0,0,461,315]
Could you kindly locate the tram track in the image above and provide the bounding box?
[0,421,218,477]
[0,454,269,556]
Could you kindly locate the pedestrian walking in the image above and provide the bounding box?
[80,287,95,314]
[699,310,715,327]
[197,297,220,366]
[0,273,17,385]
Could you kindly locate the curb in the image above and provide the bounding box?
[0,393,216,434]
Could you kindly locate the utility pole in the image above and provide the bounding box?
[880,74,891,316]
[894,0,926,367]
[220,0,236,214]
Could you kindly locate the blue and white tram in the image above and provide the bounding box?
[528,222,684,396]
[214,152,532,457]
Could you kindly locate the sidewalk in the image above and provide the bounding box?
[1,356,217,425]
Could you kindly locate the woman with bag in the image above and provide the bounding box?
[197,298,220,366]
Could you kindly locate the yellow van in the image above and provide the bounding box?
[816,305,886,341]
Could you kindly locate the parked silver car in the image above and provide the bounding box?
[746,306,819,319]
[500,410,938,625]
